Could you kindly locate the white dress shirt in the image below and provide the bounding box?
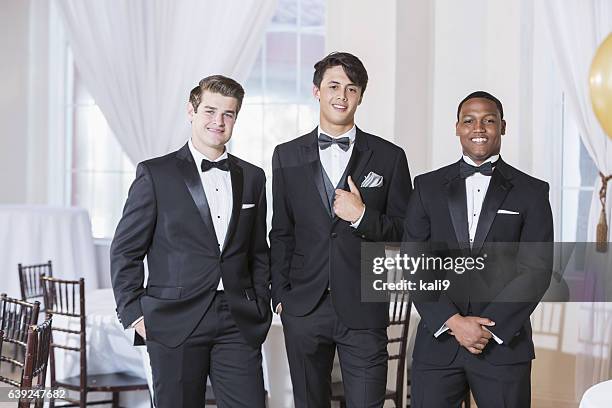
[317,125,364,227]
[433,154,503,344]
[188,139,233,290]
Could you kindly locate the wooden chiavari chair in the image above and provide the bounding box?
[42,276,149,408]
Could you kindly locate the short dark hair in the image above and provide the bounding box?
[457,91,504,120]
[313,52,368,95]
[189,75,245,114]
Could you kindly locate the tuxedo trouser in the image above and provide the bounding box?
[281,293,388,408]
[145,292,265,408]
[411,346,531,408]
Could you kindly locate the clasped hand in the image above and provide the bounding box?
[446,313,496,355]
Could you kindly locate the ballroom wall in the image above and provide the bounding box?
[0,0,30,203]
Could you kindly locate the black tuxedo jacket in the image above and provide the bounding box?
[110,143,272,349]
[270,127,412,329]
[404,158,553,366]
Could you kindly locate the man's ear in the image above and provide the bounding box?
[187,102,195,122]
[313,85,320,101]
[501,119,506,135]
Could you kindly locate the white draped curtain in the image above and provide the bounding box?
[543,0,612,398]
[57,0,277,165]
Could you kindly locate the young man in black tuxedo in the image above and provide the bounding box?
[270,52,412,407]
[110,75,271,408]
[404,91,553,407]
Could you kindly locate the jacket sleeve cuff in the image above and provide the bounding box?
[350,205,366,228]
[118,298,144,330]
[130,316,144,328]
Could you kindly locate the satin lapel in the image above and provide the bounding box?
[446,164,470,251]
[222,156,243,254]
[301,133,332,217]
[471,165,512,254]
[339,129,372,190]
[176,145,219,253]
[333,129,372,224]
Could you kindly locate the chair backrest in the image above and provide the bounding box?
[19,315,53,408]
[0,294,40,372]
[388,290,412,406]
[41,276,86,390]
[0,302,50,407]
[18,261,53,305]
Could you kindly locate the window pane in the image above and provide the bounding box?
[271,0,297,26]
[300,33,325,101]
[231,103,265,166]
[561,189,593,242]
[72,105,130,172]
[298,102,319,134]
[300,0,325,28]
[562,112,599,188]
[244,50,264,104]
[265,31,298,103]
[73,69,94,106]
[263,103,299,170]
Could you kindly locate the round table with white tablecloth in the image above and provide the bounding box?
[53,288,151,407]
[0,205,98,297]
[580,380,612,408]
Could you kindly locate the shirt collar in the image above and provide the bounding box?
[188,138,228,164]
[462,154,499,167]
[318,124,357,144]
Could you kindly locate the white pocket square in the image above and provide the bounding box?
[241,203,255,209]
[497,209,519,215]
[361,172,383,188]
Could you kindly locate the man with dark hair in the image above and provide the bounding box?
[270,51,412,407]
[404,91,553,407]
[111,75,271,408]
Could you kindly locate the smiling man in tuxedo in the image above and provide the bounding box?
[404,91,553,407]
[110,75,271,408]
[270,52,412,407]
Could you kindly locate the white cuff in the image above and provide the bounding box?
[434,323,449,338]
[485,328,503,344]
[130,316,144,328]
[350,205,366,228]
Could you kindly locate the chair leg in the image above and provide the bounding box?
[112,392,119,408]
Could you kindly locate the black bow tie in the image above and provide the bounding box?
[459,160,495,178]
[318,133,351,151]
[201,158,229,172]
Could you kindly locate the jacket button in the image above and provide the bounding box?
[331,232,338,238]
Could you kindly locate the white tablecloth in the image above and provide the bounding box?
[54,288,151,407]
[0,205,98,297]
[580,380,612,408]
